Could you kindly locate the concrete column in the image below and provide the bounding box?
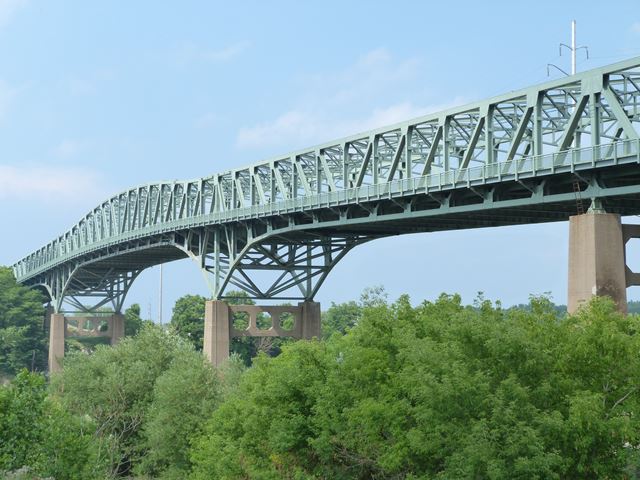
[110,313,125,345]
[48,313,66,373]
[299,301,321,339]
[203,300,230,366]
[568,212,627,314]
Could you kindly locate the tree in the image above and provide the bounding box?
[191,295,640,479]
[50,324,223,477]
[0,370,46,471]
[0,266,47,377]
[0,370,103,479]
[136,349,221,479]
[170,294,208,350]
[321,300,362,339]
[124,303,149,336]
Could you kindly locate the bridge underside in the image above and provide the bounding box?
[27,161,640,312]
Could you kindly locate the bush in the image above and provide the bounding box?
[0,370,103,479]
[191,295,640,479]
[51,324,225,478]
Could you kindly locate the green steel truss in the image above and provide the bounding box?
[13,57,640,312]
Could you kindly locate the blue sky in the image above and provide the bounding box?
[1,0,640,319]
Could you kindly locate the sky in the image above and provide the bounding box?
[1,0,640,319]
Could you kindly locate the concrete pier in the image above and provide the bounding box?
[300,301,321,339]
[203,300,322,366]
[47,312,126,373]
[567,212,628,313]
[48,314,66,373]
[203,300,230,367]
[110,313,125,345]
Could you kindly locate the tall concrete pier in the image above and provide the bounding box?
[567,209,640,314]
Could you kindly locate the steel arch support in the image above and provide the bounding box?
[183,225,371,301]
[42,265,142,313]
[220,234,369,300]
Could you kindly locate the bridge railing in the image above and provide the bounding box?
[14,138,640,282]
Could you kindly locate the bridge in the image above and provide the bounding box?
[13,57,640,370]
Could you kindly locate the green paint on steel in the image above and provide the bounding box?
[12,57,640,311]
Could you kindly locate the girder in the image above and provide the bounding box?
[12,57,640,311]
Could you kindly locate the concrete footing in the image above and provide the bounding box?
[203,300,321,366]
[47,312,125,373]
[568,212,630,314]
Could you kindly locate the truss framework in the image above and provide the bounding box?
[12,57,640,311]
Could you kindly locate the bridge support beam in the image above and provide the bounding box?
[110,313,125,346]
[567,212,628,314]
[300,301,322,340]
[47,312,126,373]
[48,313,66,374]
[203,300,230,367]
[203,300,322,367]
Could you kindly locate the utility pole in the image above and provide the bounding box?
[548,20,589,77]
[571,20,576,74]
[159,263,163,326]
[561,20,589,75]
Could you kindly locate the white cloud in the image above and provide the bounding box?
[52,139,85,158]
[0,0,27,28]
[236,49,467,150]
[0,164,107,201]
[632,22,640,34]
[172,41,250,65]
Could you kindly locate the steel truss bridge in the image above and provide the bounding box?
[13,57,640,312]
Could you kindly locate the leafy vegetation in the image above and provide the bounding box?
[191,295,640,479]
[49,324,228,478]
[0,370,103,479]
[3,262,640,478]
[0,267,47,377]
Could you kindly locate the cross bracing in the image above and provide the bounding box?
[12,57,640,312]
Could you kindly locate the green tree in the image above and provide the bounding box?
[50,324,225,477]
[171,294,208,350]
[0,370,102,479]
[321,300,362,339]
[0,370,46,471]
[0,267,47,376]
[136,349,221,479]
[191,295,640,479]
[124,303,148,336]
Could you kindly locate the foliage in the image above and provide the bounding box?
[125,302,149,336]
[191,295,640,479]
[0,266,47,376]
[50,324,226,478]
[171,294,208,350]
[321,286,390,339]
[321,300,362,339]
[136,347,221,479]
[0,370,46,470]
[629,300,640,314]
[0,370,103,479]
